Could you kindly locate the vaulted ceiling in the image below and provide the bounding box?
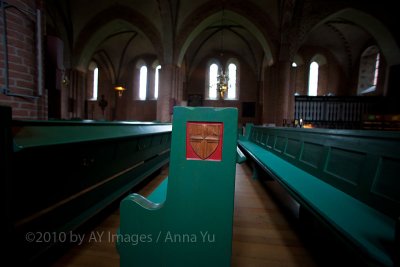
[45,0,399,80]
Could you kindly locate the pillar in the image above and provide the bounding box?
[157,64,180,122]
[276,60,291,126]
[262,60,291,126]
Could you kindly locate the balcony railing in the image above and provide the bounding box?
[294,96,399,130]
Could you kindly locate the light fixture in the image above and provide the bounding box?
[216,6,228,99]
[217,71,228,98]
[114,84,126,97]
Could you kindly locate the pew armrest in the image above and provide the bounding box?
[121,177,168,210]
[236,146,246,164]
[123,194,164,211]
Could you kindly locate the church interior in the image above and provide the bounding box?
[1,0,400,266]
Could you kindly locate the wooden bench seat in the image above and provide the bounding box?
[147,177,169,203]
[238,125,399,267]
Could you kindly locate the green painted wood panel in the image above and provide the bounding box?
[118,107,238,267]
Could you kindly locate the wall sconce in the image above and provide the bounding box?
[114,85,126,97]
[62,75,69,87]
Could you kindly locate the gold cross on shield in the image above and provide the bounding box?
[188,123,221,160]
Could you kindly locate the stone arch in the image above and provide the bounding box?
[176,10,275,68]
[302,8,400,67]
[72,5,162,71]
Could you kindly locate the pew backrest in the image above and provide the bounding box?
[246,126,400,219]
[1,105,172,264]
[239,124,399,266]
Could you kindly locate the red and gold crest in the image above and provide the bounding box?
[186,122,223,161]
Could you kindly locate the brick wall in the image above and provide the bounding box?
[0,0,46,119]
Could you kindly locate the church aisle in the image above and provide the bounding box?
[51,163,319,267]
[232,163,318,267]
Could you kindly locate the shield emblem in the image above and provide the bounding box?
[188,123,222,160]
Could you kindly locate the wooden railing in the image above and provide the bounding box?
[294,96,388,129]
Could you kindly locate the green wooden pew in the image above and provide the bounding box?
[0,105,172,265]
[238,124,400,267]
[117,106,238,267]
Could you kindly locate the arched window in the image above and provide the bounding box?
[88,62,99,100]
[308,61,319,96]
[373,53,380,86]
[139,65,147,100]
[154,65,161,99]
[208,63,219,100]
[206,59,239,100]
[92,67,98,100]
[227,63,237,99]
[357,46,380,95]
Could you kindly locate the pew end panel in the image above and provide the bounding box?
[118,107,239,267]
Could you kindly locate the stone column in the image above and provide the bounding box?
[276,60,291,126]
[287,64,298,124]
[61,68,86,119]
[262,65,275,125]
[157,64,176,122]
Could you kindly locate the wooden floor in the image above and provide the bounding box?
[51,163,324,267]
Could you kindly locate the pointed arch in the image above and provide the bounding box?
[176,10,275,67]
[333,8,400,66]
[73,5,162,70]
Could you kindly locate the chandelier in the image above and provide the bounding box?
[217,71,228,98]
[216,6,228,99]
